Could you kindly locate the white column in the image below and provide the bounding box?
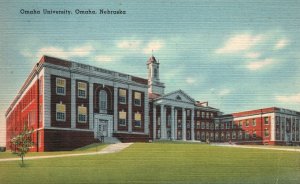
[71,77,76,128]
[270,113,275,141]
[171,106,175,140]
[191,109,195,141]
[43,70,51,128]
[160,104,166,139]
[113,86,118,132]
[89,82,94,130]
[182,108,186,141]
[153,105,157,140]
[144,91,149,134]
[128,87,132,133]
[174,109,178,140]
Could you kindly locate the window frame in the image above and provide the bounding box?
[99,90,108,113]
[119,89,127,104]
[78,106,87,123]
[77,82,87,99]
[134,91,142,106]
[56,103,66,122]
[56,78,66,96]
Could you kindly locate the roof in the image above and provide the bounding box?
[147,56,158,64]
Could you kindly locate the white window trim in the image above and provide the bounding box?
[78,106,87,123]
[119,89,127,104]
[56,78,66,96]
[78,82,87,99]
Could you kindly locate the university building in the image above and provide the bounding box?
[5,55,300,151]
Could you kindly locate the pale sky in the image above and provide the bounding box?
[1,0,300,146]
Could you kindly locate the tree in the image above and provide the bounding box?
[11,127,34,166]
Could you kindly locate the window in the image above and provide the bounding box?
[245,120,249,127]
[196,121,201,129]
[252,119,256,126]
[56,78,66,95]
[210,132,214,140]
[206,112,209,119]
[197,111,200,117]
[238,131,243,140]
[201,132,205,140]
[215,133,219,141]
[226,132,230,140]
[154,68,158,78]
[187,120,191,128]
[56,103,66,121]
[99,90,107,113]
[221,123,225,130]
[134,112,142,128]
[157,116,161,125]
[176,95,182,100]
[210,113,214,118]
[264,117,269,125]
[264,128,269,137]
[134,92,141,106]
[177,130,182,139]
[215,123,219,130]
[201,122,205,129]
[119,89,127,104]
[78,82,87,98]
[201,112,205,118]
[78,105,87,123]
[210,123,214,130]
[226,122,230,129]
[178,119,182,128]
[186,110,191,117]
[245,132,249,139]
[252,131,257,139]
[196,131,201,140]
[221,132,225,141]
[206,122,209,129]
[232,131,236,139]
[238,121,243,128]
[119,110,126,126]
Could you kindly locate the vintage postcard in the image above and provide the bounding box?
[0,1,299,184]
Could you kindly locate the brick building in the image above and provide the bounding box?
[5,55,300,151]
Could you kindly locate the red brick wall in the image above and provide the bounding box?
[44,129,95,151]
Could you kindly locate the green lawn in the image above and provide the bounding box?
[0,143,107,159]
[0,143,299,184]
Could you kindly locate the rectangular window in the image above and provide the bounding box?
[252,131,257,139]
[206,122,209,129]
[119,110,127,126]
[134,112,142,127]
[119,89,127,104]
[186,110,191,117]
[201,112,205,118]
[157,116,161,125]
[210,113,214,118]
[232,131,236,139]
[264,128,269,137]
[178,119,182,128]
[167,115,171,127]
[215,123,219,130]
[78,82,87,98]
[56,78,66,95]
[186,120,191,128]
[245,120,249,127]
[252,119,256,126]
[197,111,200,117]
[78,106,87,123]
[264,117,269,125]
[201,122,205,129]
[134,92,141,106]
[238,121,243,128]
[238,131,243,140]
[56,103,66,121]
[226,122,230,129]
[196,121,201,129]
[157,129,161,139]
[245,132,249,139]
[206,112,209,119]
[221,123,225,130]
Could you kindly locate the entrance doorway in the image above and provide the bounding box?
[97,119,108,139]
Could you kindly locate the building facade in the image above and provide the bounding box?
[5,55,300,151]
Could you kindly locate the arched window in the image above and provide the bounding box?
[99,90,107,113]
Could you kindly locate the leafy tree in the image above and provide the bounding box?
[11,127,34,166]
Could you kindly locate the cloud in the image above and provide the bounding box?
[186,77,197,84]
[35,44,94,59]
[117,40,142,50]
[216,33,263,54]
[143,40,164,54]
[276,93,300,103]
[244,52,261,59]
[218,88,231,96]
[95,55,113,63]
[246,58,274,70]
[274,38,289,50]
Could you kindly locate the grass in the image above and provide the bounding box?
[0,143,107,159]
[0,143,299,184]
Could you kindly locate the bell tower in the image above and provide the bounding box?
[147,55,165,95]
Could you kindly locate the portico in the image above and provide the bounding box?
[151,90,196,141]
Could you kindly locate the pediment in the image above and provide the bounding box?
[160,90,195,104]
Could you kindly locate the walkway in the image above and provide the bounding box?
[212,143,300,152]
[0,143,133,162]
